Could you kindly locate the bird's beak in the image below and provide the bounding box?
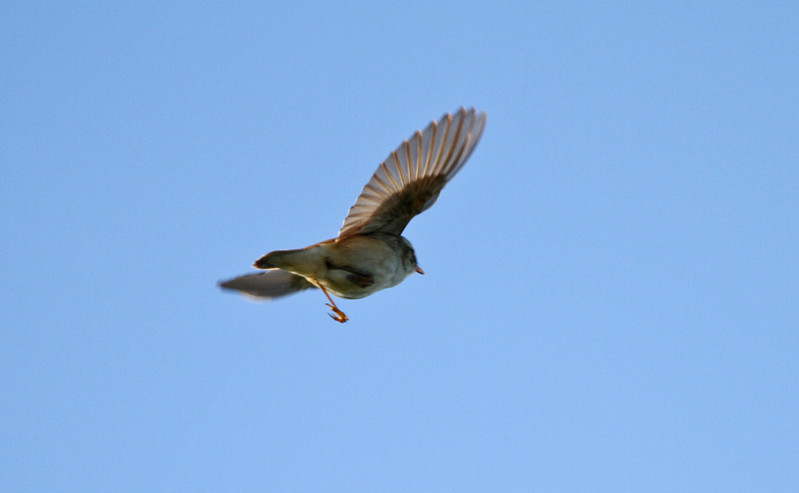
[414,265,424,275]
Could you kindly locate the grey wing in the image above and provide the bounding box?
[218,269,315,301]
[337,107,486,239]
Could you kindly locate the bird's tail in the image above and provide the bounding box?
[253,245,326,278]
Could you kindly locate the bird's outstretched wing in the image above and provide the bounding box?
[219,269,315,301]
[337,107,486,239]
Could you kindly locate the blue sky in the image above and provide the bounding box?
[2,1,797,491]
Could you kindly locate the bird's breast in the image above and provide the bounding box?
[320,235,412,299]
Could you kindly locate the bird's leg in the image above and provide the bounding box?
[318,284,348,323]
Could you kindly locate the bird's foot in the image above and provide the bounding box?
[326,303,349,323]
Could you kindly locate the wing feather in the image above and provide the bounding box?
[337,107,486,238]
[218,269,315,301]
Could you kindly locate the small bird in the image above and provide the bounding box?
[219,107,486,322]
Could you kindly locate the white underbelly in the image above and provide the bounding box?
[320,237,409,299]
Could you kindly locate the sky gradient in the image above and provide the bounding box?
[2,2,798,491]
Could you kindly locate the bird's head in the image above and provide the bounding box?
[399,236,424,276]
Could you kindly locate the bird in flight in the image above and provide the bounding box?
[219,107,486,322]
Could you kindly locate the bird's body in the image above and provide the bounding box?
[220,107,486,322]
[255,233,417,299]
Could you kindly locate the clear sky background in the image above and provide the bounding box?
[2,2,797,491]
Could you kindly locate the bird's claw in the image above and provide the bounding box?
[326,303,349,323]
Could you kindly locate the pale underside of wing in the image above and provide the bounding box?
[219,269,316,301]
[337,107,486,239]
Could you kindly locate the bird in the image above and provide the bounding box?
[219,107,486,322]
